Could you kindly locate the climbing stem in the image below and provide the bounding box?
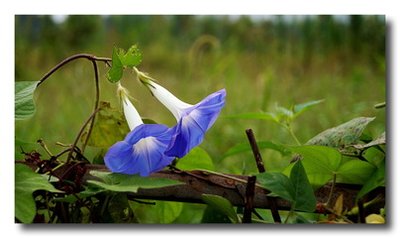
[287,125,301,145]
[326,173,337,208]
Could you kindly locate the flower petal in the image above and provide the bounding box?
[104,141,136,174]
[190,89,226,131]
[132,136,172,176]
[165,89,226,158]
[104,124,175,176]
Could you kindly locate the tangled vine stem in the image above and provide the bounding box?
[37,54,112,161]
[66,107,102,163]
[81,60,100,154]
[38,54,111,86]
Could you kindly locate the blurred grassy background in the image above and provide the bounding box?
[15,15,385,174]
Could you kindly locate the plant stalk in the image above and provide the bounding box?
[81,60,101,153]
[66,108,101,163]
[326,173,337,208]
[287,125,301,145]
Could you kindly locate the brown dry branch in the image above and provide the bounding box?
[246,129,281,222]
[17,161,383,213]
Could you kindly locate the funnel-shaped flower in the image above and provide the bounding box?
[137,72,226,158]
[104,84,175,176]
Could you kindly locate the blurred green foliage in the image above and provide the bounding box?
[15,15,385,174]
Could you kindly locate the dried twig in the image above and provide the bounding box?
[246,129,281,223]
[243,176,256,223]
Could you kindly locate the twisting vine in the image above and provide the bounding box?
[37,54,111,162]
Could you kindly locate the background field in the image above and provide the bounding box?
[15,15,385,174]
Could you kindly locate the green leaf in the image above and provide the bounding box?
[130,201,183,224]
[306,117,375,147]
[201,194,239,223]
[257,161,316,212]
[256,172,294,202]
[106,45,142,83]
[293,99,324,118]
[289,161,317,212]
[274,106,293,122]
[107,47,124,83]
[15,81,39,120]
[363,146,385,167]
[222,140,290,158]
[357,162,385,199]
[289,145,343,188]
[88,170,182,193]
[336,159,376,184]
[15,164,63,223]
[117,45,142,67]
[174,203,206,223]
[83,101,130,147]
[156,201,183,223]
[176,147,215,170]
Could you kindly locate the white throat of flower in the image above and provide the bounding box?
[133,136,157,153]
[118,83,144,131]
[147,81,193,121]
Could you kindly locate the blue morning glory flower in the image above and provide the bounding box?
[164,89,226,158]
[136,71,226,158]
[104,84,175,176]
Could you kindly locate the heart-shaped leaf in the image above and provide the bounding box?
[256,172,294,202]
[257,160,316,212]
[289,160,317,212]
[82,101,130,147]
[336,159,376,184]
[289,145,343,188]
[15,81,39,120]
